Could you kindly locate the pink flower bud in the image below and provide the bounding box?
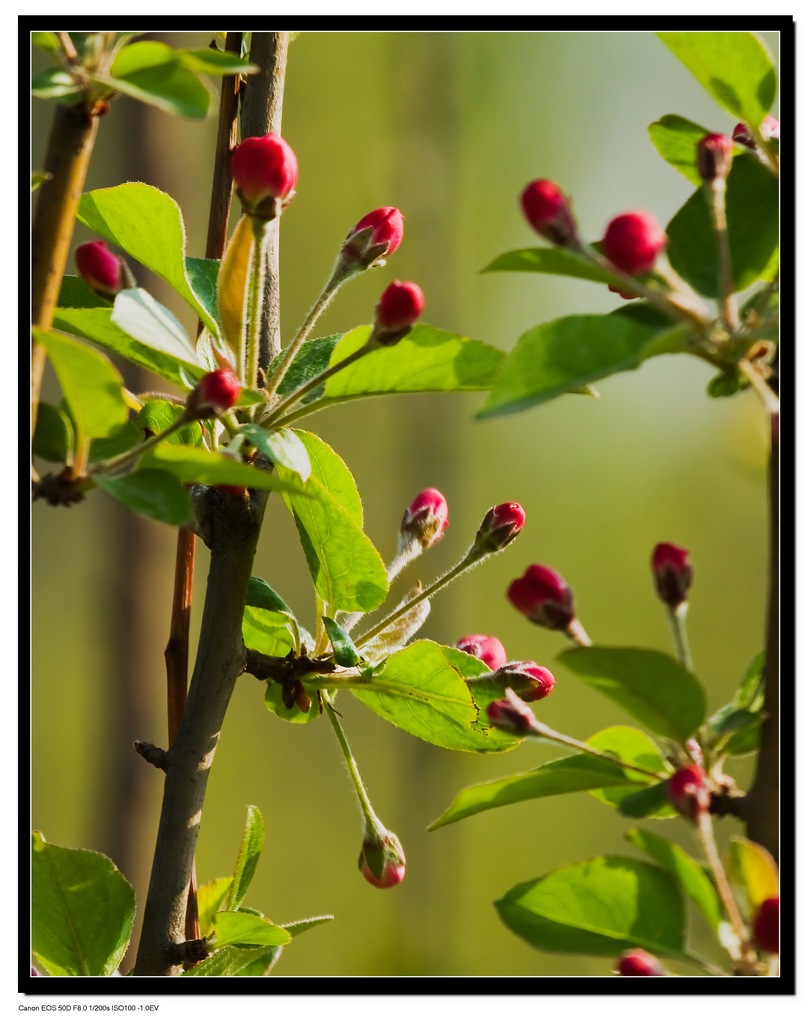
[520,179,578,246]
[75,240,127,298]
[487,688,537,736]
[615,949,666,976]
[495,661,556,702]
[376,279,424,330]
[697,133,733,183]
[732,114,780,148]
[651,542,693,609]
[602,211,666,276]
[455,634,507,671]
[231,133,298,219]
[667,764,710,820]
[186,369,242,419]
[340,206,405,274]
[507,564,575,631]
[752,896,779,955]
[358,828,406,889]
[470,502,525,556]
[399,487,449,550]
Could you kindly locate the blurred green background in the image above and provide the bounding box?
[31,30,778,977]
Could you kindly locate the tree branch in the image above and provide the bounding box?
[240,32,289,371]
[133,488,268,975]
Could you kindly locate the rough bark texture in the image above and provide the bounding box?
[133,489,268,975]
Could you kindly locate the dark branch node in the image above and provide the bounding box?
[133,740,168,771]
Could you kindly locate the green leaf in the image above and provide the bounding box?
[32,31,60,51]
[209,912,290,949]
[185,257,221,338]
[57,274,112,309]
[267,334,342,404]
[477,314,667,419]
[225,806,264,912]
[666,154,779,296]
[584,725,675,817]
[617,780,675,819]
[658,32,776,126]
[482,246,622,285]
[559,646,707,743]
[33,403,74,463]
[648,114,713,186]
[246,577,294,614]
[322,616,363,667]
[238,424,312,481]
[53,306,202,388]
[32,171,52,191]
[725,836,778,915]
[495,856,685,959]
[31,66,83,101]
[140,443,307,494]
[88,420,143,462]
[243,607,299,659]
[351,640,516,753]
[197,877,233,937]
[95,469,192,526]
[182,944,280,977]
[429,751,651,830]
[111,288,202,370]
[323,325,504,401]
[625,827,723,930]
[136,400,203,446]
[277,432,387,613]
[32,832,136,977]
[707,652,765,757]
[98,42,213,119]
[34,328,130,441]
[178,48,259,76]
[359,590,431,665]
[78,183,219,336]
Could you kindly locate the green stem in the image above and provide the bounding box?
[696,811,750,954]
[262,269,346,404]
[324,700,382,832]
[92,411,195,477]
[245,218,269,388]
[262,338,374,427]
[353,549,479,649]
[705,179,739,332]
[667,603,693,672]
[528,718,666,780]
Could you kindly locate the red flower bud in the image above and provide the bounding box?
[455,634,507,671]
[341,206,405,272]
[75,240,127,298]
[186,369,242,419]
[520,179,578,246]
[399,487,449,550]
[231,133,298,219]
[667,764,710,820]
[651,542,693,609]
[487,689,537,736]
[495,661,556,701]
[608,283,638,301]
[697,133,733,183]
[358,828,406,889]
[507,564,575,631]
[471,502,525,556]
[732,115,780,148]
[615,949,666,976]
[376,279,424,330]
[752,896,779,955]
[602,211,666,276]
